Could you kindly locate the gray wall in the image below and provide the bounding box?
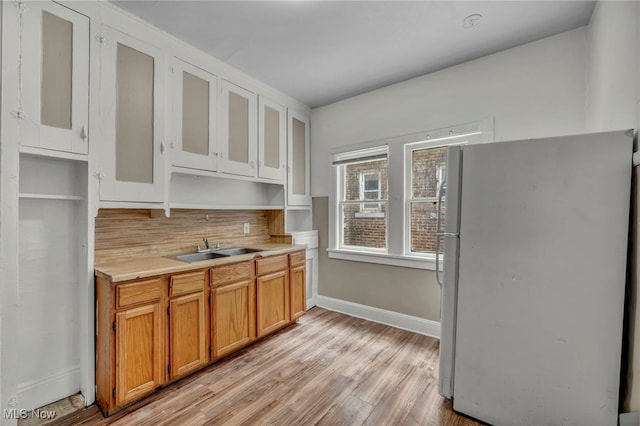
[311,28,588,323]
[313,196,440,320]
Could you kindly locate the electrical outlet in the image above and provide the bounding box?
[243,223,250,234]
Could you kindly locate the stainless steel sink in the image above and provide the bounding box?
[169,247,264,263]
[173,252,229,262]
[217,247,265,256]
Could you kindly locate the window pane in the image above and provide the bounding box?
[116,43,154,184]
[364,175,379,191]
[410,201,445,253]
[228,91,249,163]
[41,11,72,130]
[344,160,387,201]
[292,118,306,195]
[342,203,387,249]
[264,106,280,168]
[412,146,447,198]
[182,71,209,156]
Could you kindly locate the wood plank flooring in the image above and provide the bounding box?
[51,307,483,426]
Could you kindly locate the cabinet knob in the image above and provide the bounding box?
[80,125,88,141]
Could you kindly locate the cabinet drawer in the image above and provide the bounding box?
[116,278,163,309]
[256,255,287,276]
[211,261,253,286]
[170,270,206,297]
[289,250,305,267]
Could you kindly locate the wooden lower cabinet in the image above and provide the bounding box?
[96,250,305,416]
[115,302,164,405]
[96,276,166,415]
[211,261,256,357]
[256,255,290,337]
[168,270,208,379]
[169,291,207,378]
[289,256,307,320]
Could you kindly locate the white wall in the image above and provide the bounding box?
[584,1,640,414]
[311,27,587,197]
[310,27,588,324]
[586,1,638,132]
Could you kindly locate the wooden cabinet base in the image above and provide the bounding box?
[96,250,306,416]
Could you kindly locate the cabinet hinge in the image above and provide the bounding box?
[167,365,171,375]
[112,321,116,332]
[209,346,212,358]
[208,295,211,306]
[112,387,115,399]
[167,306,170,315]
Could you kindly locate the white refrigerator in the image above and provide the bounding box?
[437,130,633,425]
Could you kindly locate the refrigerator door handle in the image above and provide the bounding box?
[435,178,446,287]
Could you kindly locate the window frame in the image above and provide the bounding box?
[334,147,389,254]
[328,120,492,270]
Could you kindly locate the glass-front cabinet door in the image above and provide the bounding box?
[219,80,257,178]
[21,2,89,155]
[97,26,165,203]
[287,109,311,206]
[258,96,286,182]
[171,58,218,172]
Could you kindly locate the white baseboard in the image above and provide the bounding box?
[620,412,640,426]
[316,295,440,338]
[17,366,81,411]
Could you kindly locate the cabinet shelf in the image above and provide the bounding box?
[19,193,85,201]
[170,203,284,211]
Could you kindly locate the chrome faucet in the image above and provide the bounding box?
[196,238,220,253]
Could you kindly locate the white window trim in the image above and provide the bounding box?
[328,119,493,270]
[404,134,482,258]
[334,146,389,254]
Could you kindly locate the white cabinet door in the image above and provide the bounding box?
[21,2,89,155]
[219,80,257,178]
[258,96,285,182]
[171,58,218,172]
[97,26,165,203]
[287,109,311,206]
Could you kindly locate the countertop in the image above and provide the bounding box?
[95,243,307,283]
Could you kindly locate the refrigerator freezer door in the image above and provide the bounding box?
[438,145,463,398]
[452,131,632,425]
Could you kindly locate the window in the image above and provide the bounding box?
[406,144,449,255]
[360,172,381,212]
[334,146,388,252]
[329,121,489,270]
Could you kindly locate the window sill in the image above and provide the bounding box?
[354,212,385,218]
[327,249,438,270]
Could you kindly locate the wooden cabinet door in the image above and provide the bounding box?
[256,270,290,337]
[20,1,89,154]
[258,96,285,182]
[213,279,256,357]
[115,302,163,405]
[98,25,166,202]
[169,291,207,378]
[290,264,307,320]
[219,80,257,177]
[287,109,311,206]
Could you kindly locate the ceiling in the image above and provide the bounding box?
[112,1,596,108]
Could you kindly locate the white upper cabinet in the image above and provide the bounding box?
[97,25,166,203]
[287,109,311,206]
[171,58,219,172]
[20,2,89,155]
[258,96,286,183]
[219,80,257,178]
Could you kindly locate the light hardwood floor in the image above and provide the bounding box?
[52,307,483,425]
